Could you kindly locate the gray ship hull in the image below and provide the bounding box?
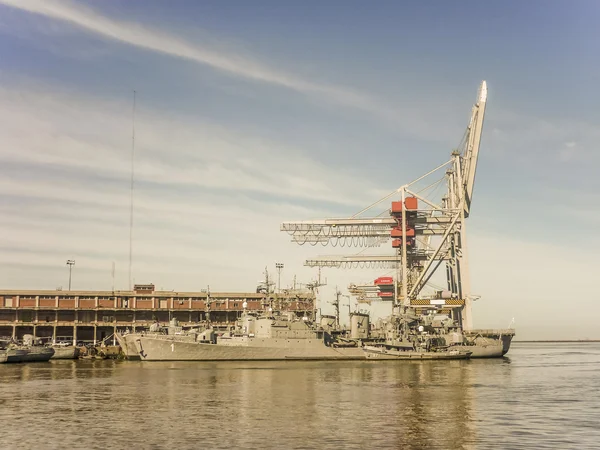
[459,329,514,358]
[50,346,80,360]
[119,329,514,360]
[133,335,366,361]
[118,317,514,361]
[115,332,141,360]
[130,335,472,362]
[363,346,471,360]
[5,347,54,363]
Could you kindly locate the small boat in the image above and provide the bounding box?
[4,345,55,363]
[0,335,55,363]
[50,343,80,360]
[362,345,472,360]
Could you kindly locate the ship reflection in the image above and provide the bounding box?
[0,359,510,449]
[391,362,476,448]
[219,360,482,449]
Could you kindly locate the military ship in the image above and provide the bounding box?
[116,305,473,361]
[374,310,513,358]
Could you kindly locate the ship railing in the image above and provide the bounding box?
[464,328,515,336]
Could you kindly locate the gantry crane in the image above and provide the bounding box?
[281,81,487,330]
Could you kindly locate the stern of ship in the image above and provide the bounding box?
[464,329,515,358]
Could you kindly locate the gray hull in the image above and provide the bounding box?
[120,323,515,361]
[5,347,54,363]
[131,335,472,362]
[115,332,141,360]
[363,347,471,360]
[134,335,366,361]
[459,330,514,358]
[0,350,7,363]
[51,346,80,360]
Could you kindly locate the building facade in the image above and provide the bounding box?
[0,284,316,345]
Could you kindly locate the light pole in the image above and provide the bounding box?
[275,263,284,293]
[66,260,75,291]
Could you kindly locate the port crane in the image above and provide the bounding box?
[281,81,487,330]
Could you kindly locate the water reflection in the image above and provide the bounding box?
[5,347,598,450]
[0,360,481,449]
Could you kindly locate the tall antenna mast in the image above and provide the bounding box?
[129,90,136,291]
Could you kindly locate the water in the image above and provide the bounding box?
[1,342,599,449]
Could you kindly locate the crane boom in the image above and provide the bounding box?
[462,80,487,218]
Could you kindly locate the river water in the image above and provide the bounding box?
[1,342,599,449]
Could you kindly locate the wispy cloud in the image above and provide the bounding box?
[558,141,577,162]
[0,78,391,292]
[0,0,410,126]
[0,82,384,207]
[486,110,600,165]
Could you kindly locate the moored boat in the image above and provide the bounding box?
[456,329,515,358]
[0,335,54,363]
[363,345,471,360]
[119,310,476,362]
[50,344,80,360]
[3,345,54,363]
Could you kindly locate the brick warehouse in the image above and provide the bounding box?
[0,284,316,345]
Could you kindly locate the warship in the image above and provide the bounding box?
[116,303,474,361]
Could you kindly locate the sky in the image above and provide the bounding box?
[0,0,598,340]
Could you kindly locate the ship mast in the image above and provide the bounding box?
[281,81,488,331]
[333,288,341,328]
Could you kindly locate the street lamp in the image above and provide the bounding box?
[66,260,75,291]
[275,262,284,293]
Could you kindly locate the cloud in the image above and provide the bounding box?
[486,110,600,165]
[1,79,598,340]
[558,141,577,162]
[0,81,384,208]
[0,78,393,293]
[0,0,408,126]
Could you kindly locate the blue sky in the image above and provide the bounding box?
[0,0,598,339]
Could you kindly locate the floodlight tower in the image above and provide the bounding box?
[66,260,75,291]
[275,262,284,293]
